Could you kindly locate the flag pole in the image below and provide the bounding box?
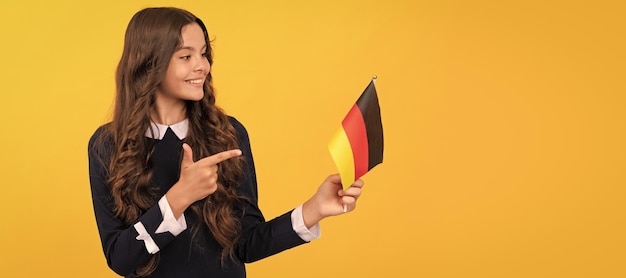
[342,74,378,214]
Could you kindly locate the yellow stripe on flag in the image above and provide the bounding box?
[328,126,355,188]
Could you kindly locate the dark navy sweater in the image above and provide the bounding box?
[88,117,306,277]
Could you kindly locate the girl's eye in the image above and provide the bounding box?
[181,55,191,60]
[201,53,207,57]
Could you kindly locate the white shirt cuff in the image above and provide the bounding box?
[291,204,321,242]
[134,222,159,254]
[155,195,187,236]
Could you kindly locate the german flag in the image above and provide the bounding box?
[328,79,384,188]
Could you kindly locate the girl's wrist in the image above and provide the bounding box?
[302,197,324,228]
[166,182,190,218]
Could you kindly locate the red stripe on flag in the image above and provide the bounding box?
[342,104,369,180]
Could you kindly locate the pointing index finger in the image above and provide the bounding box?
[199,149,242,165]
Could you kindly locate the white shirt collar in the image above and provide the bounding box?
[145,119,189,140]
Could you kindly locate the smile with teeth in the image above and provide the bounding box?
[186,79,204,84]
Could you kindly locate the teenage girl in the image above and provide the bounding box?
[88,7,364,278]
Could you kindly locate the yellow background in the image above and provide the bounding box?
[0,0,624,277]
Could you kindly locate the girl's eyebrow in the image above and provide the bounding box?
[176,44,207,51]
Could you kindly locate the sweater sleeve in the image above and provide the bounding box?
[88,126,182,276]
[228,117,310,263]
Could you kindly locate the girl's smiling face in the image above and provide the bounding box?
[157,22,210,103]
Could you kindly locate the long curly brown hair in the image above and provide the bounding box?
[101,7,243,276]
